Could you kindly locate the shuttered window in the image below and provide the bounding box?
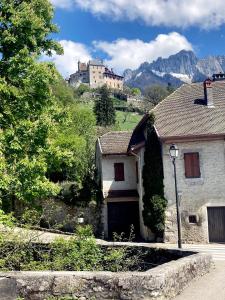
[114,163,125,181]
[184,152,201,178]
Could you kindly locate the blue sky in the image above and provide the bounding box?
[49,0,225,77]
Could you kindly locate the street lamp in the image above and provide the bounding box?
[169,144,182,249]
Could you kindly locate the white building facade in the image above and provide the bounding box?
[97,76,225,243]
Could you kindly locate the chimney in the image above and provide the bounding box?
[203,78,214,108]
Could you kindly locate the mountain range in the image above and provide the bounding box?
[124,50,225,91]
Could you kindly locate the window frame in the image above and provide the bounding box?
[184,152,201,179]
[114,163,125,182]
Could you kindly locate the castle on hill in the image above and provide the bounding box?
[68,59,124,90]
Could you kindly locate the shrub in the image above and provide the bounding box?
[142,113,167,238]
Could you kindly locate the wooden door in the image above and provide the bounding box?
[107,201,140,240]
[208,207,225,243]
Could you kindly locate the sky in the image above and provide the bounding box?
[48,0,225,77]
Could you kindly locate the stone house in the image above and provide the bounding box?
[68,59,124,90]
[96,75,225,243]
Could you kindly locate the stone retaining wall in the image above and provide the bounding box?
[0,252,212,300]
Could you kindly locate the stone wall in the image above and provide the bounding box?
[162,139,225,243]
[0,252,212,300]
[41,198,102,235]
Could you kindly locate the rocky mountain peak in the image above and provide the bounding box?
[123,50,225,91]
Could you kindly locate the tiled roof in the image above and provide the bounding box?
[99,131,132,155]
[152,80,225,138]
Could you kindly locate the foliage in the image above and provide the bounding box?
[0,0,101,212]
[0,0,63,206]
[0,209,15,228]
[131,87,141,96]
[52,76,75,106]
[142,113,167,237]
[94,85,116,126]
[73,84,91,98]
[144,84,173,105]
[45,103,97,205]
[0,223,163,272]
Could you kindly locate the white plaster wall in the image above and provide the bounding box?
[162,139,225,243]
[102,155,137,195]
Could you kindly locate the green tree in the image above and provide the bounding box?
[131,87,141,96]
[142,113,167,238]
[0,0,63,206]
[73,84,91,98]
[52,76,75,106]
[94,85,116,127]
[46,104,96,184]
[144,85,169,105]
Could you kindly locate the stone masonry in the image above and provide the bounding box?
[0,252,212,300]
[162,139,225,243]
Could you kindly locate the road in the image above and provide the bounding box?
[173,243,225,300]
[174,261,225,300]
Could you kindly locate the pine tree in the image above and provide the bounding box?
[94,85,116,126]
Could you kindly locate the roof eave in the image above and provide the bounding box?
[161,133,225,144]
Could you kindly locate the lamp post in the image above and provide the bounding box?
[169,144,182,249]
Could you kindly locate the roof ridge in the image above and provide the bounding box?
[99,131,132,138]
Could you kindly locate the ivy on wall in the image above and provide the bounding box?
[142,113,167,238]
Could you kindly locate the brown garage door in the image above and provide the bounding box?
[108,201,140,240]
[208,207,225,243]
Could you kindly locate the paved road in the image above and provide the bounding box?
[174,261,225,300]
[181,243,225,261]
[172,244,225,300]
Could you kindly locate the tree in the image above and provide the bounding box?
[73,84,91,98]
[131,88,141,96]
[142,113,167,238]
[0,0,63,206]
[46,104,96,184]
[52,76,75,106]
[144,85,170,106]
[94,85,116,127]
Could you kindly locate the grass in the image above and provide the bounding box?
[116,111,143,131]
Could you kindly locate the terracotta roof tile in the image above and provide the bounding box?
[152,80,225,138]
[99,131,132,155]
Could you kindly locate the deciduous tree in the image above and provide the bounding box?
[0,0,62,205]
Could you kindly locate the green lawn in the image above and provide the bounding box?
[116,111,143,131]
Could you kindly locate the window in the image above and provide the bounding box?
[189,215,197,224]
[184,152,201,178]
[114,163,124,181]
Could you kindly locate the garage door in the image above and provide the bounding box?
[107,201,140,240]
[208,207,225,243]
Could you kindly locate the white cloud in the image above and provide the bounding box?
[50,0,73,9]
[46,40,92,77]
[43,33,193,76]
[94,32,193,72]
[55,0,225,28]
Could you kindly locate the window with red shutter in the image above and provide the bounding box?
[184,152,201,178]
[114,163,125,181]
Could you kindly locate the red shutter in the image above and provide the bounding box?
[114,163,125,181]
[184,153,200,178]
